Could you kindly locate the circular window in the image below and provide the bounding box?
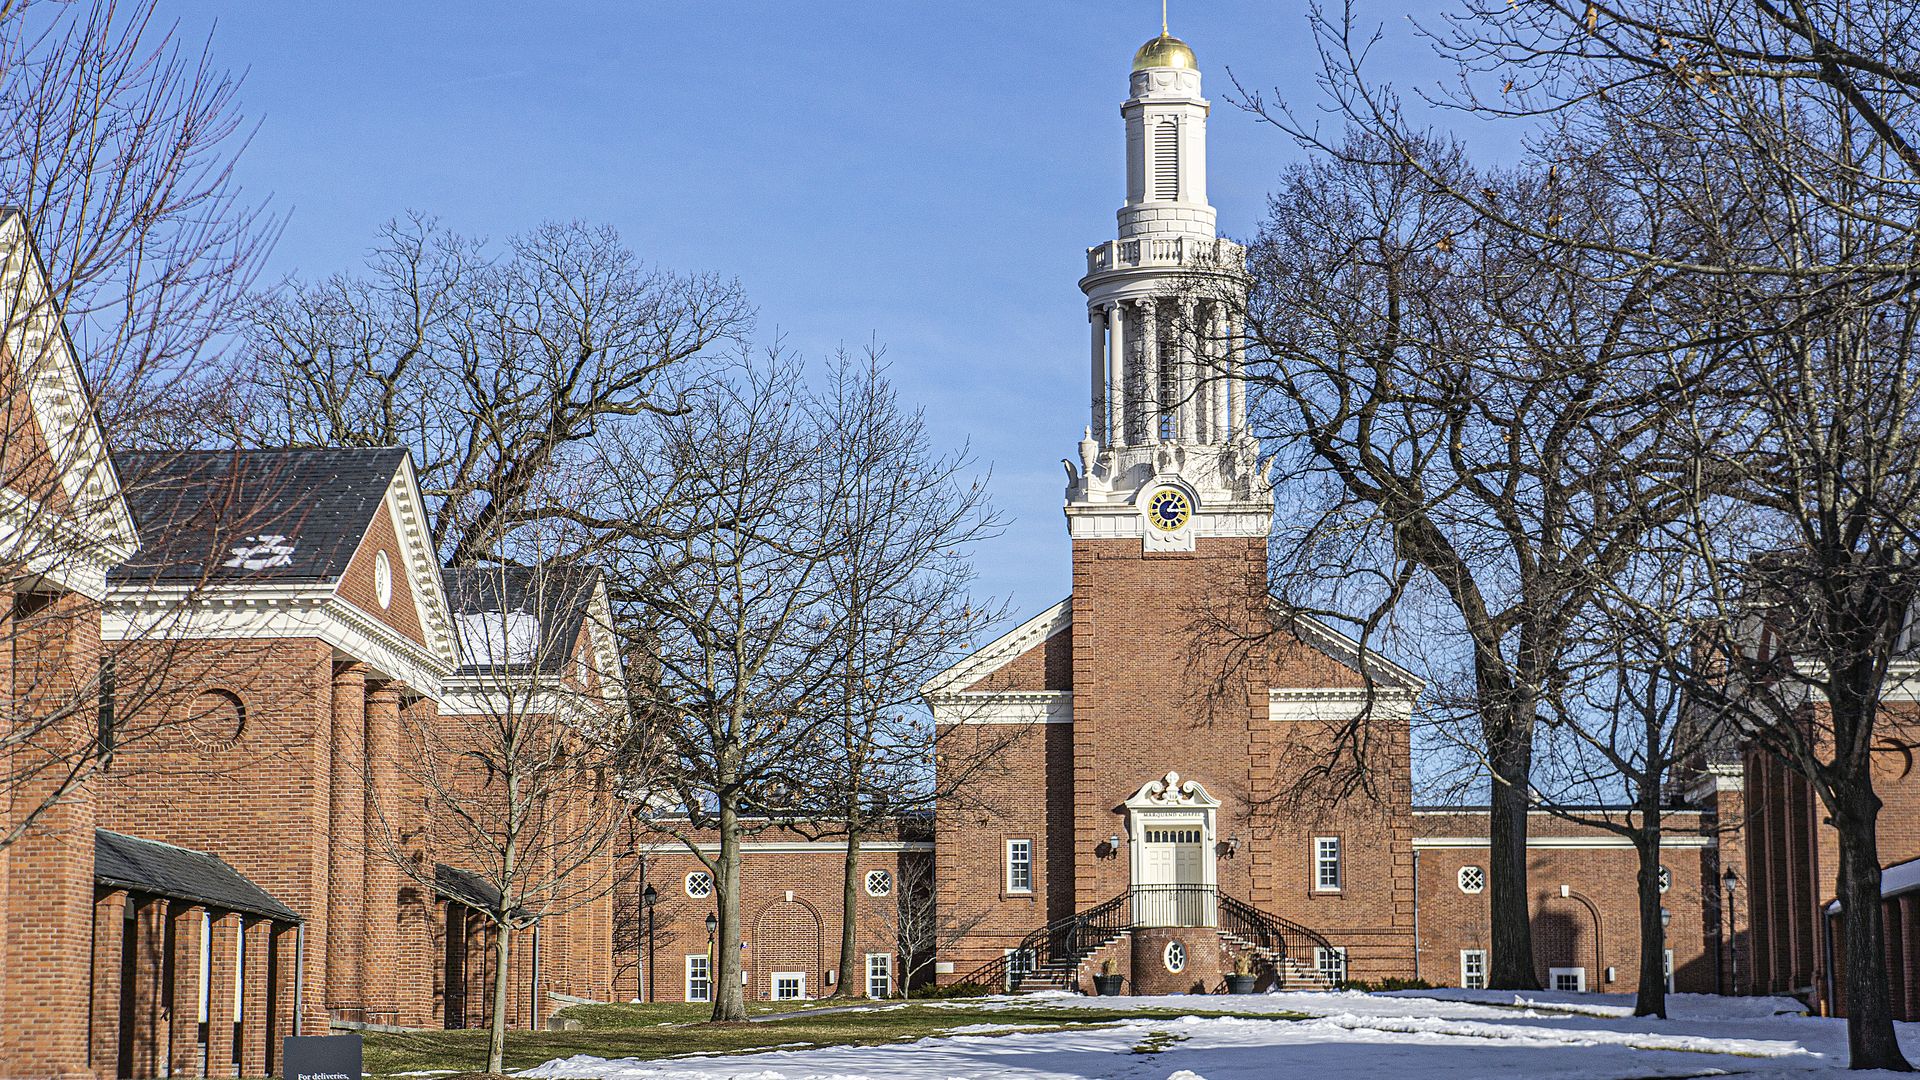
[373,550,393,609]
[1457,865,1485,894]
[865,869,894,897]
[185,689,246,748]
[1164,940,1186,973]
[1658,865,1672,893]
[685,871,713,898]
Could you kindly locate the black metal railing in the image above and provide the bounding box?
[959,885,1337,993]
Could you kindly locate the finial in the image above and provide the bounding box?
[1162,0,1169,35]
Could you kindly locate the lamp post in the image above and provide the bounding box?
[1723,869,1740,995]
[640,884,658,1004]
[705,911,718,998]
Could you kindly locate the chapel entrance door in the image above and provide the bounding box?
[1135,824,1211,926]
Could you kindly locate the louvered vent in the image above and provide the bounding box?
[1154,121,1180,200]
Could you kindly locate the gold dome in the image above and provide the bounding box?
[1132,32,1196,72]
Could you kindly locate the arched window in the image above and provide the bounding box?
[1154,120,1180,200]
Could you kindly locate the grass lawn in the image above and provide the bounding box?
[363,999,1308,1076]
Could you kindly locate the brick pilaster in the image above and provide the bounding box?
[363,680,403,1024]
[90,889,130,1077]
[238,917,271,1077]
[167,903,205,1078]
[328,662,368,1019]
[205,911,240,1077]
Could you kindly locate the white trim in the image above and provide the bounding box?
[102,590,454,697]
[1413,835,1715,850]
[929,691,1071,726]
[1277,607,1424,691]
[771,971,807,1000]
[865,952,892,998]
[684,954,712,1002]
[635,840,933,855]
[1460,949,1487,990]
[1549,966,1587,992]
[921,599,1069,698]
[1314,836,1343,892]
[1005,838,1033,894]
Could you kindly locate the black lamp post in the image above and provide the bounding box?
[640,883,658,1004]
[1723,868,1740,995]
[705,912,718,998]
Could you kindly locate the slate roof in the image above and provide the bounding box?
[94,829,301,922]
[434,863,527,919]
[443,563,603,677]
[108,447,408,586]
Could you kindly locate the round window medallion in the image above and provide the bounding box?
[685,871,713,898]
[374,550,393,609]
[865,869,894,897]
[185,689,246,748]
[1457,865,1485,894]
[1164,940,1187,973]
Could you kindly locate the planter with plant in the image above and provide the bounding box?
[1225,953,1258,994]
[1093,958,1124,996]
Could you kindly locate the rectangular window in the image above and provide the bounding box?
[773,972,806,1000]
[1314,836,1342,892]
[1460,949,1487,990]
[1315,946,1348,986]
[1664,949,1675,994]
[685,955,711,1003]
[866,953,892,999]
[1549,966,1587,993]
[1006,839,1033,894]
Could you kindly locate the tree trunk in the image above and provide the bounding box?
[712,801,748,1022]
[1633,828,1668,1019]
[1487,716,1540,989]
[487,921,511,1074]
[833,825,863,997]
[1835,782,1911,1070]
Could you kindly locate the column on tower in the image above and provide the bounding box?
[1139,299,1161,442]
[1089,307,1108,444]
[1176,298,1197,443]
[1228,318,1246,436]
[1210,302,1230,442]
[1108,302,1129,448]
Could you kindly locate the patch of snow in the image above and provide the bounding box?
[223,534,294,570]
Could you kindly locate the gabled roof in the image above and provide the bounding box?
[444,563,606,677]
[94,829,300,922]
[109,447,410,586]
[0,210,139,594]
[1275,605,1425,693]
[920,598,1071,698]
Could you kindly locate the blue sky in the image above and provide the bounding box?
[164,1,1454,624]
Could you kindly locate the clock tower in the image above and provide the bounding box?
[1066,27,1271,552]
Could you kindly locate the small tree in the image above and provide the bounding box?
[368,556,630,1072]
[875,857,987,999]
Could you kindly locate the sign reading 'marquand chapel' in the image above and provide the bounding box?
[283,1035,362,1080]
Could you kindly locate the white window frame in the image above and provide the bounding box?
[1005,838,1033,894]
[1658,865,1672,893]
[1457,865,1485,894]
[685,954,712,1002]
[1314,837,1343,892]
[684,871,713,898]
[1460,949,1487,990]
[865,869,894,897]
[1664,948,1675,993]
[865,952,892,999]
[772,971,807,1001]
[1549,966,1587,992]
[1315,945,1348,985]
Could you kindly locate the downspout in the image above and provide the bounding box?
[1823,908,1836,1016]
[531,924,542,1030]
[293,922,306,1034]
[1411,849,1421,983]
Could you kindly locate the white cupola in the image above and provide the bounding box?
[1066,25,1271,553]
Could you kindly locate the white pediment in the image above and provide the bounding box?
[1124,771,1220,811]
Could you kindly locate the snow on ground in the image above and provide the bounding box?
[522,988,1920,1079]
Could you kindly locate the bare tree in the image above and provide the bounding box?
[613,355,857,1022]
[797,346,1007,998]
[366,553,631,1073]
[0,0,271,852]
[1220,132,1716,989]
[874,856,987,998]
[239,215,750,564]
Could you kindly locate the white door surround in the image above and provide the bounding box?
[1124,771,1219,926]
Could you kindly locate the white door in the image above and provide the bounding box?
[1136,825,1209,926]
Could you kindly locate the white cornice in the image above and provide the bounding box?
[1412,835,1716,850]
[102,590,453,696]
[635,840,934,855]
[929,691,1071,726]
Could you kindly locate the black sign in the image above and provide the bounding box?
[283,1034,362,1080]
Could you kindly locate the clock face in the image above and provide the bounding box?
[1145,488,1192,532]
